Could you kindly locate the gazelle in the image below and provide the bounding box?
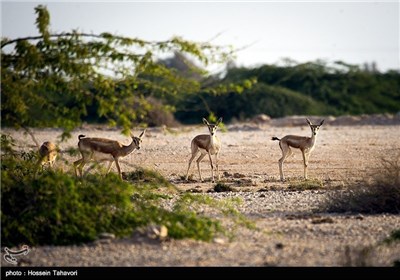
[185,118,222,183]
[73,130,146,179]
[272,118,324,181]
[37,141,58,169]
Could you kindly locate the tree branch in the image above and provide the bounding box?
[1,32,178,49]
[22,126,40,149]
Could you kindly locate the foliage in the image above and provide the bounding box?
[320,155,400,214]
[1,141,139,246]
[1,5,234,138]
[2,6,400,133]
[123,167,174,189]
[176,83,329,123]
[383,229,400,245]
[288,178,324,191]
[1,137,252,246]
[213,182,236,192]
[157,59,398,122]
[176,62,400,122]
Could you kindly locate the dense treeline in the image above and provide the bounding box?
[175,62,400,123]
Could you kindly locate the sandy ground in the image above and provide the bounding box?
[1,119,400,266]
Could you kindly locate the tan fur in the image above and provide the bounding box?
[272,118,324,181]
[185,118,222,182]
[73,130,146,179]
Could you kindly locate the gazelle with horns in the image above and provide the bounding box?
[272,118,324,181]
[73,130,146,179]
[185,118,223,183]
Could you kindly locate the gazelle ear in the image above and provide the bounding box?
[203,118,210,125]
[139,129,146,139]
[216,117,223,125]
[319,119,325,126]
[306,118,312,125]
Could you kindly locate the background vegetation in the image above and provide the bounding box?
[2,6,399,134]
[0,5,249,139]
[175,62,400,123]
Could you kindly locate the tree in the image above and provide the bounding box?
[1,5,233,140]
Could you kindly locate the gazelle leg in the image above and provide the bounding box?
[185,149,199,180]
[302,151,310,180]
[73,158,83,177]
[196,153,206,182]
[278,143,292,181]
[84,159,114,177]
[114,157,122,180]
[78,162,85,177]
[106,161,114,173]
[208,152,214,182]
[83,161,101,177]
[215,153,220,181]
[76,151,93,177]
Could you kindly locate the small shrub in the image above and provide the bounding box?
[384,229,400,244]
[288,178,323,191]
[1,134,18,155]
[1,138,252,246]
[212,183,235,192]
[147,100,180,127]
[123,168,174,189]
[321,155,400,214]
[1,164,141,246]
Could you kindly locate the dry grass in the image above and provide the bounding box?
[288,178,324,191]
[321,155,400,214]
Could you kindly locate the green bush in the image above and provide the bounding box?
[123,167,174,189]
[1,160,141,246]
[384,229,400,244]
[213,182,235,192]
[174,63,400,123]
[1,138,251,246]
[288,178,324,191]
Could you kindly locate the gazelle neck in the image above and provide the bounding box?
[209,133,218,146]
[121,138,137,156]
[310,131,318,147]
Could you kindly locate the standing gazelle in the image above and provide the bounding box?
[185,118,223,183]
[272,118,324,181]
[73,130,146,179]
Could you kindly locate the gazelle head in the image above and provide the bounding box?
[203,117,223,136]
[130,129,146,150]
[39,141,57,160]
[306,118,324,136]
[38,141,58,169]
